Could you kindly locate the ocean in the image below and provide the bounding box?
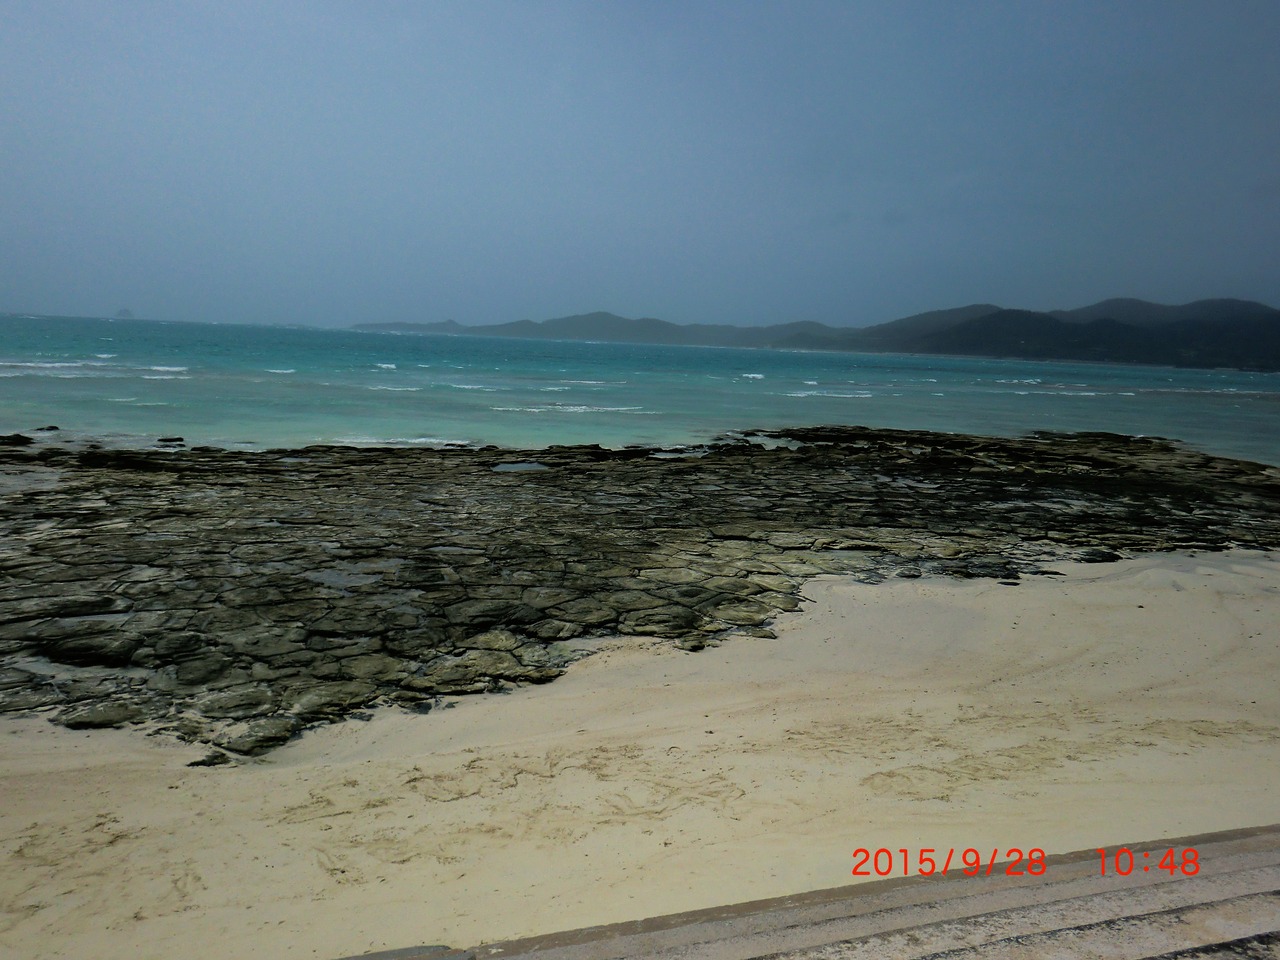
[2,315,1278,465]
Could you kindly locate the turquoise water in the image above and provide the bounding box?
[2,315,1278,464]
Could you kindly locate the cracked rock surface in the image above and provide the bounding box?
[1,425,1278,755]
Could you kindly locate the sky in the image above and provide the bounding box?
[3,1,1279,329]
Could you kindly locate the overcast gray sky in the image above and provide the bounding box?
[3,1,1278,328]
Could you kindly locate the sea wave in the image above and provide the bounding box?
[367,385,422,392]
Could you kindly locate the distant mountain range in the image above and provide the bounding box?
[353,298,1280,371]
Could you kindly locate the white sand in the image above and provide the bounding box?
[2,550,1278,959]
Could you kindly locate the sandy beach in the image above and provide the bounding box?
[2,548,1277,959]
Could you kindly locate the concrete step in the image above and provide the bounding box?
[340,823,1280,960]
[796,890,1279,960]
[1147,931,1280,959]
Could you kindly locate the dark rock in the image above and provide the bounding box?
[443,599,542,627]
[339,653,405,681]
[214,715,303,754]
[0,686,66,712]
[76,449,174,471]
[0,433,34,446]
[0,595,132,626]
[547,598,616,625]
[58,700,145,729]
[224,627,307,659]
[188,750,234,767]
[153,631,214,658]
[528,619,583,640]
[286,680,377,717]
[38,627,143,667]
[193,685,276,719]
[457,629,523,651]
[175,652,234,685]
[620,605,700,634]
[1079,548,1125,563]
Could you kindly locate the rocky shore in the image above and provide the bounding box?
[2,425,1278,757]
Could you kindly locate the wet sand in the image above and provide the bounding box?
[2,550,1278,959]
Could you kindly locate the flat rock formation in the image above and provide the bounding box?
[1,426,1278,756]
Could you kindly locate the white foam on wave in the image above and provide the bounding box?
[740,373,764,380]
[331,435,470,446]
[107,397,138,402]
[784,390,874,399]
[448,384,500,391]
[141,375,191,380]
[266,368,295,374]
[376,363,397,370]
[95,353,117,359]
[147,366,188,372]
[1,361,89,369]
[491,404,647,414]
[367,385,421,392]
[562,405,645,413]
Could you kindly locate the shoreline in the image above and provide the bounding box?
[2,549,1278,958]
[5,420,1280,469]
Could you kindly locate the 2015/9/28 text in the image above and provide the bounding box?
[851,847,1047,878]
